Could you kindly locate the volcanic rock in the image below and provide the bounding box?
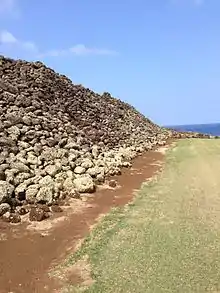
[2,55,211,220]
[73,175,95,193]
[0,203,11,216]
[109,180,117,188]
[29,206,49,222]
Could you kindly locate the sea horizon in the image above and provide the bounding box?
[165,123,220,136]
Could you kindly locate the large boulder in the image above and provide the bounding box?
[36,176,55,203]
[0,181,14,204]
[73,175,95,193]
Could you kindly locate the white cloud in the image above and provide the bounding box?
[0,30,117,59]
[0,30,17,43]
[70,44,117,56]
[0,30,38,52]
[0,0,19,17]
[40,44,118,58]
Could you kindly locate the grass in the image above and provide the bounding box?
[60,139,220,293]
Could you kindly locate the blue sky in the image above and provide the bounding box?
[0,0,220,125]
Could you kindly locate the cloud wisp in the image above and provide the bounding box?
[0,30,38,52]
[40,44,118,58]
[0,30,118,59]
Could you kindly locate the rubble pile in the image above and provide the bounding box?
[0,56,168,222]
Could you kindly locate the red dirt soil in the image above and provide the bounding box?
[0,147,166,293]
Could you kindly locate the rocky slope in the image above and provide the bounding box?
[1,56,214,222]
[0,56,170,222]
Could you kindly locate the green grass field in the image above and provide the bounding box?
[61,139,220,293]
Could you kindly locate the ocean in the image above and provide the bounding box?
[167,123,220,136]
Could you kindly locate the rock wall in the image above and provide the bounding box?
[0,56,169,222]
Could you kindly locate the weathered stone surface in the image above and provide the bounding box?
[73,175,95,193]
[26,184,39,202]
[10,162,30,173]
[0,181,14,204]
[39,175,54,187]
[45,164,60,177]
[51,205,63,213]
[96,173,105,184]
[14,172,32,186]
[109,180,117,188]
[16,206,28,215]
[9,213,21,223]
[63,177,74,191]
[29,206,49,222]
[2,212,11,222]
[36,186,54,203]
[0,203,11,216]
[81,159,93,169]
[74,166,86,175]
[86,166,102,177]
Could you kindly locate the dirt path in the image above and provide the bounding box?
[0,146,165,293]
[70,139,220,293]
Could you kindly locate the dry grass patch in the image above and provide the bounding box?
[57,139,220,293]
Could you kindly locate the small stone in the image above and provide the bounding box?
[33,143,42,154]
[91,145,99,159]
[0,203,11,216]
[87,166,102,177]
[0,137,16,147]
[0,169,6,181]
[58,138,68,147]
[39,204,50,212]
[36,186,54,204]
[96,159,105,167]
[19,141,30,149]
[66,170,74,179]
[122,161,131,168]
[74,166,86,175]
[81,158,93,169]
[71,189,81,199]
[14,172,32,186]
[5,169,16,184]
[2,211,10,222]
[25,184,39,202]
[45,164,60,177]
[7,126,20,137]
[0,181,15,204]
[109,180,117,188]
[29,207,49,222]
[27,153,38,165]
[96,173,105,183]
[65,142,80,150]
[51,205,63,213]
[63,177,74,191]
[9,213,21,223]
[47,137,56,147]
[10,162,30,173]
[22,115,32,125]
[15,183,27,200]
[39,175,54,187]
[16,206,28,215]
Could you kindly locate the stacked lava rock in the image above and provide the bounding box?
[0,55,168,222]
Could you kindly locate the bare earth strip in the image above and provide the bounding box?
[0,145,164,293]
[60,139,220,293]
